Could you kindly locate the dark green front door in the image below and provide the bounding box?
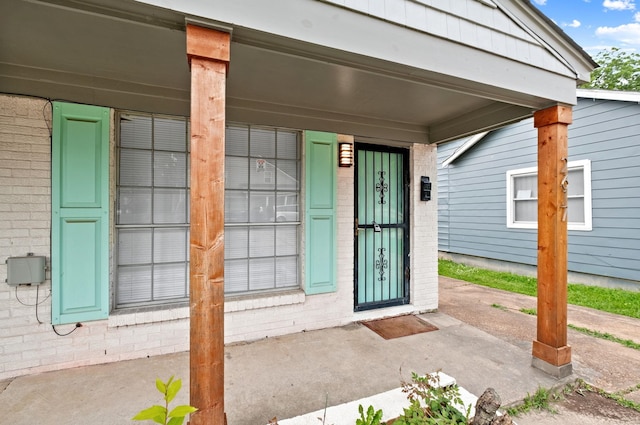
[355,144,409,311]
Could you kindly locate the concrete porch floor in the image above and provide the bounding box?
[2,277,639,424]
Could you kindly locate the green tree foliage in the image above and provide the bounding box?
[582,47,640,91]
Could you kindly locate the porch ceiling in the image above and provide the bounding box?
[0,0,578,143]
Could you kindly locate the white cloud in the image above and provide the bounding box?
[596,22,640,44]
[532,0,547,5]
[565,20,582,28]
[602,0,636,11]
[635,11,640,20]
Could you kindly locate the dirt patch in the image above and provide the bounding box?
[561,389,640,422]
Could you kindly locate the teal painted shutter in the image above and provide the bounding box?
[52,102,110,324]
[305,131,337,294]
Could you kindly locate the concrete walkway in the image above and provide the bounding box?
[1,277,639,424]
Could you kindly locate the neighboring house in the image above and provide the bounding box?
[0,0,594,380]
[438,89,640,291]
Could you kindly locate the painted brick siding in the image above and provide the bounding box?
[0,94,440,379]
[0,95,56,377]
[410,143,439,311]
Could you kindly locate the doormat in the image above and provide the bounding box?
[361,315,438,340]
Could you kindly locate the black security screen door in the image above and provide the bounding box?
[354,144,409,311]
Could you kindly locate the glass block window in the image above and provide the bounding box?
[224,125,301,294]
[116,115,301,307]
[506,159,592,231]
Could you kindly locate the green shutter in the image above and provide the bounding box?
[52,102,110,324]
[305,131,337,294]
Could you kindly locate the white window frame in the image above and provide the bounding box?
[506,159,592,231]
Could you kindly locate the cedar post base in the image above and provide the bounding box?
[532,340,572,378]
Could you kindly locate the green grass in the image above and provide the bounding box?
[439,259,640,319]
[568,324,640,350]
[491,303,508,311]
[519,308,537,316]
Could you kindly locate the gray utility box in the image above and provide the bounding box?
[6,255,46,286]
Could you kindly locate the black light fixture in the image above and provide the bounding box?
[338,142,354,167]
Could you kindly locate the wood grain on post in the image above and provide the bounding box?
[533,105,572,367]
[186,24,230,425]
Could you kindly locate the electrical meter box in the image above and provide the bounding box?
[6,255,46,286]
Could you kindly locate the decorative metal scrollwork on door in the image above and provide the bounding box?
[375,171,388,204]
[375,247,388,281]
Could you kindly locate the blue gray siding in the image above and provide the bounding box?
[438,97,640,283]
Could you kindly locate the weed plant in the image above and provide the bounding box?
[132,376,197,425]
[392,373,470,425]
[506,387,556,416]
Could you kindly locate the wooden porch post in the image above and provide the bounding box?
[186,24,230,424]
[532,104,573,378]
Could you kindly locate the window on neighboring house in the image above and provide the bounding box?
[506,159,592,231]
[115,114,301,308]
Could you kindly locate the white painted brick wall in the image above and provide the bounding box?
[1,95,55,378]
[0,94,440,380]
[410,143,439,311]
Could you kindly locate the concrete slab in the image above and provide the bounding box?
[277,372,464,425]
[0,312,559,425]
[626,389,640,404]
[439,277,640,394]
[1,277,638,425]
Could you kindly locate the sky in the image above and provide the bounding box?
[530,0,640,55]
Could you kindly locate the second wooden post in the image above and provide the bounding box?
[532,104,573,378]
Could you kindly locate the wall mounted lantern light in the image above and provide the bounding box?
[338,142,354,167]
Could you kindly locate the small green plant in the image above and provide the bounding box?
[392,373,470,425]
[133,376,197,425]
[491,303,508,311]
[507,386,555,416]
[519,308,537,316]
[356,404,383,425]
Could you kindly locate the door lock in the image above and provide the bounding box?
[372,221,382,232]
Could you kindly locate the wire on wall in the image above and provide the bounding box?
[51,322,82,337]
[41,98,81,336]
[14,285,51,325]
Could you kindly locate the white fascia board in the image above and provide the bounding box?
[141,0,579,106]
[577,89,640,103]
[474,0,498,8]
[441,132,489,167]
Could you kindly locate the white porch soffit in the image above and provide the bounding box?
[0,0,596,144]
